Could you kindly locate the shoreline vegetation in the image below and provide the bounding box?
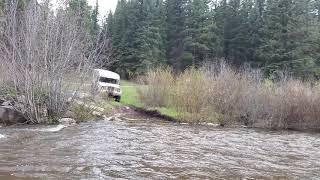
[125,63,320,131]
[2,66,320,132]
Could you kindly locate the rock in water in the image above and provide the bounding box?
[63,110,76,119]
[92,111,102,117]
[58,118,76,126]
[0,106,27,125]
[0,101,14,106]
[38,124,66,132]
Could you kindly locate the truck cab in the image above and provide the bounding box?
[92,69,122,102]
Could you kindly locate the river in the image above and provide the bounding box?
[0,118,320,179]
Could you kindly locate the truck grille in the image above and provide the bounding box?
[108,87,115,92]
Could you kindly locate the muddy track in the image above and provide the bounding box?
[110,105,178,123]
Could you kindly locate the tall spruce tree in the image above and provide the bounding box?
[257,0,320,79]
[104,0,320,79]
[183,0,218,67]
[91,0,99,37]
[249,0,266,66]
[165,0,188,70]
[111,0,168,77]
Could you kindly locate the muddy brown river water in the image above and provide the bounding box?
[0,118,320,179]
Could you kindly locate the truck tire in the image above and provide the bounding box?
[115,96,121,102]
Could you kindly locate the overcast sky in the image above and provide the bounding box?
[44,0,118,21]
[87,0,118,19]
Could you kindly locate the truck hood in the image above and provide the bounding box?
[98,82,120,88]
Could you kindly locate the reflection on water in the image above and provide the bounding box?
[0,119,320,179]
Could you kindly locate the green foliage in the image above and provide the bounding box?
[0,82,17,98]
[101,0,320,79]
[107,0,167,78]
[72,104,95,122]
[183,0,218,68]
[0,0,4,16]
[121,80,144,107]
[158,107,180,119]
[256,0,320,79]
[90,0,99,37]
[120,80,179,119]
[68,0,100,38]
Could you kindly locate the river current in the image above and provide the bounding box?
[0,118,320,179]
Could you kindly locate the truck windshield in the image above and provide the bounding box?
[99,77,118,84]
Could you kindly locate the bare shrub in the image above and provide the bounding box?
[140,61,320,130]
[171,68,216,123]
[203,63,320,129]
[204,63,252,125]
[137,67,174,107]
[0,0,106,123]
[248,80,320,129]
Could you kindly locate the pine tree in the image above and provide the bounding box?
[218,0,253,65]
[110,0,168,77]
[165,0,188,70]
[110,0,128,75]
[105,11,114,37]
[105,0,320,78]
[184,0,218,67]
[136,0,167,70]
[98,11,114,67]
[249,0,266,66]
[257,0,320,79]
[90,0,99,37]
[68,0,93,30]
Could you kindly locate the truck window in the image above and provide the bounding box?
[99,77,118,84]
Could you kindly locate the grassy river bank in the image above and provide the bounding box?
[118,64,320,131]
[120,81,180,120]
[2,66,320,132]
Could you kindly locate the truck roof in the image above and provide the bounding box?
[94,69,120,80]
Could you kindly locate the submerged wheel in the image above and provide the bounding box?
[115,96,121,102]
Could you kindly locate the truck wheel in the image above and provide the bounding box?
[115,96,121,102]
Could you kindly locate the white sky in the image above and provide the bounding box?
[87,0,118,19]
[43,0,118,21]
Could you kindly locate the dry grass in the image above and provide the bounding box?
[250,80,320,129]
[171,68,216,123]
[138,62,320,130]
[137,67,174,107]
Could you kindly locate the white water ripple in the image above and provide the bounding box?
[37,124,66,132]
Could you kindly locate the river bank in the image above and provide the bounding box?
[1,78,320,133]
[0,80,177,128]
[134,66,320,131]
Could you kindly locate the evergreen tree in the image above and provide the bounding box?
[257,0,320,79]
[111,0,167,77]
[105,11,114,37]
[217,0,253,65]
[68,0,93,30]
[110,0,128,74]
[249,0,266,66]
[91,0,99,37]
[105,0,320,79]
[165,0,188,70]
[183,0,218,67]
